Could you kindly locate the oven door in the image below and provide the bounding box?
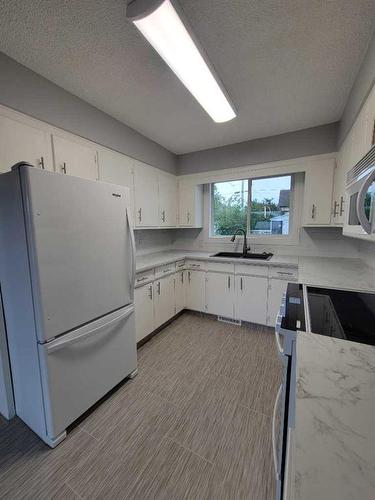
[344,167,375,239]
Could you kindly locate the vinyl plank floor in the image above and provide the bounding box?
[0,311,280,499]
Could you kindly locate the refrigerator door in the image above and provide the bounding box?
[21,166,135,342]
[38,304,137,440]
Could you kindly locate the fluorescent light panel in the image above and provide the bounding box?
[132,0,236,123]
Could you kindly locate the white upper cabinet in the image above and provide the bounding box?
[302,160,335,225]
[158,172,177,227]
[178,181,203,227]
[52,135,98,180]
[0,114,52,173]
[98,149,135,222]
[363,84,375,154]
[133,159,159,227]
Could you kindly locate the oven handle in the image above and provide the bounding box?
[275,313,284,357]
[356,169,375,234]
[272,384,283,480]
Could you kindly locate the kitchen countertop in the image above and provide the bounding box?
[135,250,299,273]
[298,256,375,293]
[294,332,375,500]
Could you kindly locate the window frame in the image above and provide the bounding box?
[209,173,300,245]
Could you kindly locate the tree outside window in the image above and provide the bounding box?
[211,175,292,236]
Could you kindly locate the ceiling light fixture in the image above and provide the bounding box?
[127,0,237,123]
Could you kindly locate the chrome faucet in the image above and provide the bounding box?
[230,228,250,256]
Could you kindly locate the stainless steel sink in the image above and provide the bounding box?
[212,252,273,260]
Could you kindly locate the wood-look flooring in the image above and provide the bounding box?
[0,312,282,499]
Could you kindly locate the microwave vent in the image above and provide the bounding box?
[346,144,375,186]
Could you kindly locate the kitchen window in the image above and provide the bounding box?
[211,174,293,237]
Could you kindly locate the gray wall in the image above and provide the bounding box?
[177,122,338,175]
[0,52,176,174]
[338,31,375,146]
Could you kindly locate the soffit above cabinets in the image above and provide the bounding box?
[0,0,374,154]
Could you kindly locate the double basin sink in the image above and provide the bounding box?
[211,252,273,261]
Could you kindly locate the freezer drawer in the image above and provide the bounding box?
[38,304,137,440]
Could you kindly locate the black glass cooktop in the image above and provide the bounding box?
[307,287,375,346]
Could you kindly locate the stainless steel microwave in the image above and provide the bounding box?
[344,145,375,239]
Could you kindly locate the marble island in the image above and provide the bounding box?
[294,332,375,500]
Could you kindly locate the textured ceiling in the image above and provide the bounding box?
[0,0,374,154]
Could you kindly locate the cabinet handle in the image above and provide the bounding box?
[161,210,166,223]
[61,162,67,174]
[333,201,339,218]
[39,157,45,170]
[339,196,345,216]
[163,268,171,273]
[187,211,190,223]
[276,271,294,276]
[188,271,191,283]
[240,277,243,291]
[311,204,316,219]
[227,276,230,289]
[157,281,161,295]
[181,271,184,284]
[137,276,147,282]
[138,208,142,223]
[148,284,153,299]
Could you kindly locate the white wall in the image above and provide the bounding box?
[135,229,175,256]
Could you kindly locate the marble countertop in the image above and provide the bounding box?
[298,256,375,293]
[135,250,299,272]
[294,332,375,500]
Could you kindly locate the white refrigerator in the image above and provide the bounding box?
[0,163,137,447]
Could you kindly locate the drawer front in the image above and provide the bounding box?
[206,261,235,274]
[135,269,154,287]
[234,263,269,277]
[269,266,298,281]
[175,259,186,270]
[155,262,176,278]
[185,260,206,271]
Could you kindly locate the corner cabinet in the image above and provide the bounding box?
[302,159,335,225]
[178,181,203,227]
[134,282,154,342]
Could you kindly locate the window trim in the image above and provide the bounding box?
[208,173,301,246]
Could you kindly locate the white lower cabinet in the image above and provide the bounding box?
[175,271,186,313]
[153,274,176,329]
[134,282,154,342]
[235,275,268,325]
[205,272,234,317]
[185,270,205,312]
[267,278,289,326]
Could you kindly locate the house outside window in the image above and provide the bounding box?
[211,174,292,237]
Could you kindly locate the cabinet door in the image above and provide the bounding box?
[133,159,159,227]
[205,272,234,318]
[52,135,98,180]
[134,283,154,342]
[267,279,289,327]
[235,275,268,325]
[175,271,186,313]
[364,85,375,154]
[303,161,335,225]
[158,172,177,227]
[185,270,205,312]
[178,182,203,227]
[98,149,135,223]
[0,114,52,173]
[154,274,175,329]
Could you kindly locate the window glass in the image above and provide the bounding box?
[249,175,291,235]
[211,175,292,237]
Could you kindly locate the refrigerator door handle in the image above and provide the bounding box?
[45,306,134,354]
[126,202,136,290]
[272,384,283,481]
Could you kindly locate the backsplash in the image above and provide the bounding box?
[135,226,361,259]
[135,229,175,256]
